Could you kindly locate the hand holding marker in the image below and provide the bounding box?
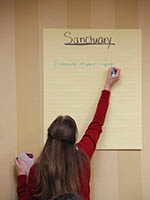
[104,65,120,91]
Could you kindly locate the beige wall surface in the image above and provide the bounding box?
[0,0,17,199]
[0,0,150,199]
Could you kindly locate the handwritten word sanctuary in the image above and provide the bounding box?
[64,31,115,49]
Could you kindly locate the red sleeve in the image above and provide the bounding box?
[17,165,36,200]
[77,90,110,159]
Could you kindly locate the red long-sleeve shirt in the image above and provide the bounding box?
[17,90,110,200]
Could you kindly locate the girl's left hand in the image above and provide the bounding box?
[14,157,26,176]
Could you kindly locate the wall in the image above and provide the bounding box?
[0,0,17,199]
[0,0,150,199]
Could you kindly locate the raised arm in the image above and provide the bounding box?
[77,67,120,159]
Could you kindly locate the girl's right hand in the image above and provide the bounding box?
[104,67,120,91]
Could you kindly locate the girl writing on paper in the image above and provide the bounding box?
[14,67,120,200]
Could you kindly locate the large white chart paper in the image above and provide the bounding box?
[44,29,142,149]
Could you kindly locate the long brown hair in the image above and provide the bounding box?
[34,115,88,200]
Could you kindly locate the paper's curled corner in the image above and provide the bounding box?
[20,152,34,176]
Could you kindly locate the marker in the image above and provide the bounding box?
[111,69,115,77]
[111,65,116,77]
